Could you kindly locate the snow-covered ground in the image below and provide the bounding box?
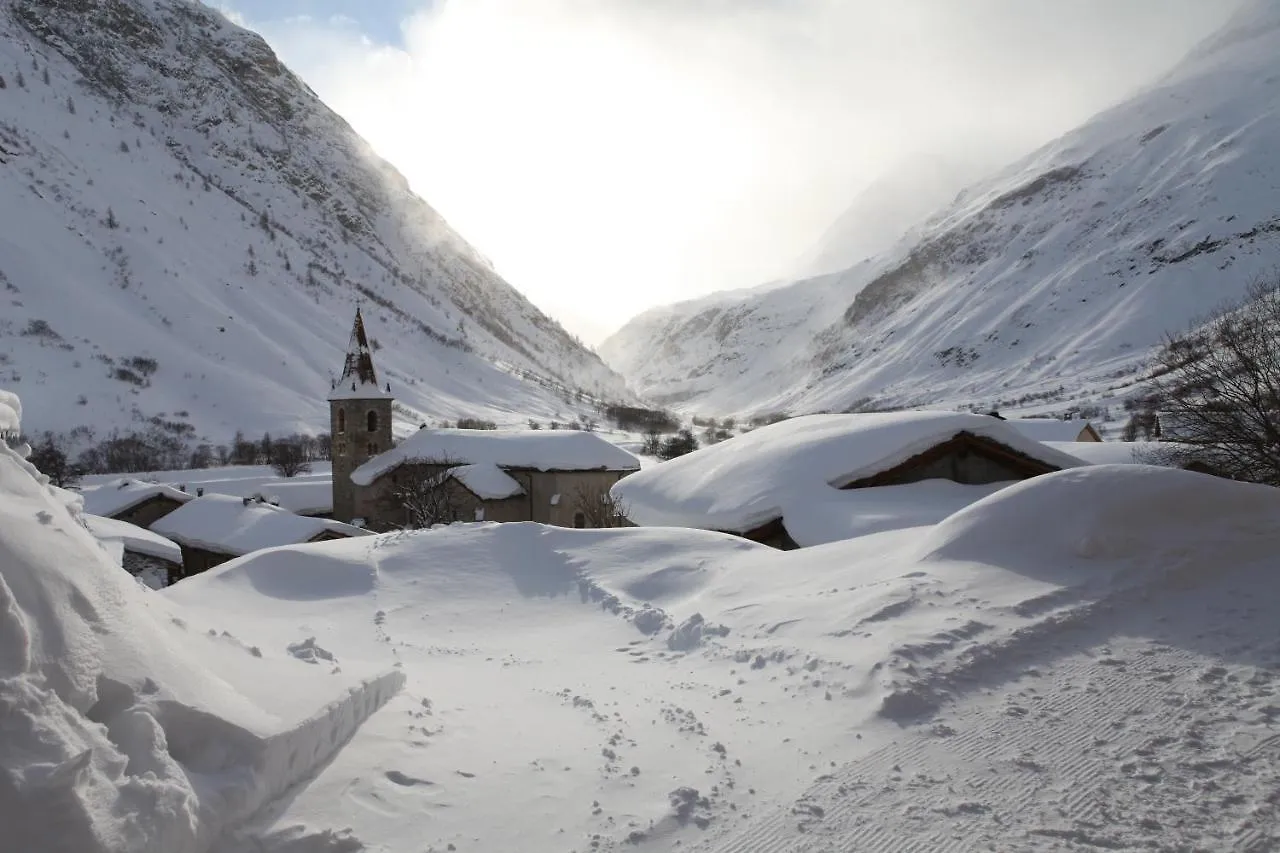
[8,382,1280,851]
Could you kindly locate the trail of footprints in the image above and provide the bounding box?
[703,567,1280,852]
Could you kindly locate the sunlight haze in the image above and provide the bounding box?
[226,0,1243,343]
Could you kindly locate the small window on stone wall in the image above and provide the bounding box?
[367,410,379,433]
[573,511,586,529]
[337,408,346,434]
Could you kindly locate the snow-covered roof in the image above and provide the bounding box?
[0,389,20,434]
[450,464,525,500]
[613,412,1085,533]
[80,477,195,518]
[1005,418,1099,442]
[352,429,641,487]
[1043,440,1188,467]
[82,513,183,564]
[251,478,333,515]
[152,494,368,556]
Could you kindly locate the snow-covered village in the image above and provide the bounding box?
[4,1,1280,851]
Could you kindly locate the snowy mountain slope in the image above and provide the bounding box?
[792,153,998,279]
[0,0,631,440]
[601,0,1280,417]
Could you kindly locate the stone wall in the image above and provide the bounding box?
[354,464,632,530]
[121,550,181,588]
[116,494,184,529]
[331,396,394,523]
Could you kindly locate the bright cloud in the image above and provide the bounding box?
[235,0,1243,342]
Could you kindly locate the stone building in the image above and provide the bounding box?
[81,477,195,528]
[83,513,184,588]
[326,310,640,530]
[328,307,394,524]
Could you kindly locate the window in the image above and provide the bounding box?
[367,410,379,433]
[573,511,586,529]
[336,408,346,434]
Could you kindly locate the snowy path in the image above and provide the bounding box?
[701,558,1280,852]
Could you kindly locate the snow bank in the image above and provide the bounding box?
[782,480,1008,547]
[0,388,20,433]
[613,412,1084,533]
[352,428,640,486]
[0,408,401,852]
[1004,417,1098,442]
[83,513,183,563]
[81,477,194,519]
[920,464,1280,566]
[1043,440,1175,466]
[152,494,367,557]
[451,462,525,499]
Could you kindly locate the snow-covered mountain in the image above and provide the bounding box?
[601,0,1280,418]
[0,0,632,441]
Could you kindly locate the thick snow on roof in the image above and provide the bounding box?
[613,411,1085,533]
[0,429,400,851]
[1043,440,1161,466]
[451,463,525,500]
[80,477,194,518]
[152,494,367,556]
[0,388,20,433]
[352,428,641,486]
[783,480,1008,548]
[1005,418,1098,442]
[83,513,183,564]
[252,478,334,515]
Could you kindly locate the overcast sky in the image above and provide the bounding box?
[225,0,1243,344]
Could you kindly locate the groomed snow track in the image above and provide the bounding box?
[700,548,1280,852]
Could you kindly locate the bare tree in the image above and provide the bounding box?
[1145,274,1280,483]
[572,482,631,528]
[270,438,312,478]
[391,457,467,529]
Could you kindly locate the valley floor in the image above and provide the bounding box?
[6,440,1279,853]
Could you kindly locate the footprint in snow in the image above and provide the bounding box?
[385,770,433,787]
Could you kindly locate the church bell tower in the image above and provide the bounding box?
[329,307,393,523]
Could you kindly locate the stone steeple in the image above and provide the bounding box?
[329,307,394,523]
[329,307,391,400]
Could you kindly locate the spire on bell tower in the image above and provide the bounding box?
[329,306,395,523]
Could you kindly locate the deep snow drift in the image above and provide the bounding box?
[0,402,401,852]
[612,411,1083,533]
[158,464,1280,852]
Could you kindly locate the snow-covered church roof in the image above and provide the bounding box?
[152,494,368,557]
[81,477,195,518]
[351,429,641,487]
[612,411,1086,533]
